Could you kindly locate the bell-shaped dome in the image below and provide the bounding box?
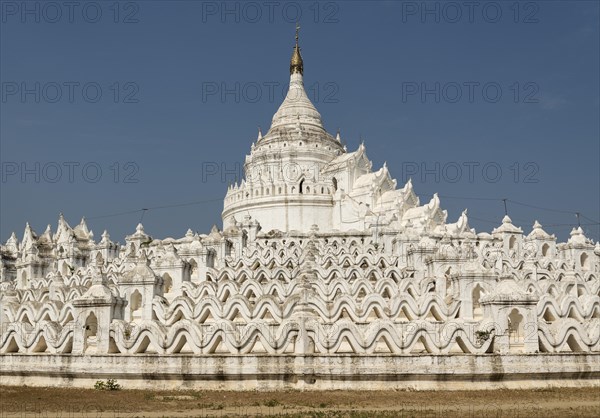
[270,72,324,131]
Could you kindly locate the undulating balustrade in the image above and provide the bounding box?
[1,235,598,356]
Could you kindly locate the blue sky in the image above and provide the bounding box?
[1,0,599,243]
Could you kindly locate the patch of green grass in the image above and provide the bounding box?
[189,390,203,399]
[264,399,281,407]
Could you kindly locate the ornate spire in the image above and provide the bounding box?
[290,23,303,75]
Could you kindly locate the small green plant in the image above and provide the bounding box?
[106,379,121,390]
[264,399,280,407]
[124,324,133,339]
[94,379,121,391]
[476,330,492,344]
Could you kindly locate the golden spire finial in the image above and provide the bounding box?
[290,23,303,75]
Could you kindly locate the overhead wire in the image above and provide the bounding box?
[86,197,224,221]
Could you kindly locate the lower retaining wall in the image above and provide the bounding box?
[1,353,599,390]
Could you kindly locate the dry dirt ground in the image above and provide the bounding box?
[0,385,599,417]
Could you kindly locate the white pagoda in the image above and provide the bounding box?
[0,29,598,390]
